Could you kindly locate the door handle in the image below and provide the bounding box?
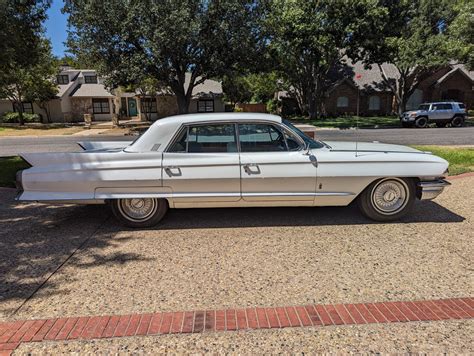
[164,166,182,177]
[243,163,261,175]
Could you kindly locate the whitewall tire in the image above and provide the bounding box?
[110,198,168,228]
[357,178,415,221]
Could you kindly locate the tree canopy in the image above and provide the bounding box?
[358,0,472,114]
[65,0,267,114]
[265,0,387,119]
[0,0,55,125]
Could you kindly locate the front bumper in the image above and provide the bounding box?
[417,179,451,200]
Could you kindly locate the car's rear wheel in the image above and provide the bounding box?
[357,178,415,221]
[110,198,168,228]
[415,117,428,128]
[436,122,447,128]
[451,116,464,127]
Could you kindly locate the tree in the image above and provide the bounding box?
[65,0,266,114]
[265,0,384,119]
[222,74,252,109]
[0,0,52,125]
[359,0,471,115]
[27,50,59,123]
[448,0,474,70]
[245,72,280,103]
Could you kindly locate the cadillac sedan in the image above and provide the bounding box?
[16,113,450,227]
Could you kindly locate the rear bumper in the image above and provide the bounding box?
[417,179,451,200]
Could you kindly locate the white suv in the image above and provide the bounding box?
[401,102,467,128]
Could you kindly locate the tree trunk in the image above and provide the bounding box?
[17,103,25,126]
[397,94,408,116]
[176,93,190,114]
[307,96,318,120]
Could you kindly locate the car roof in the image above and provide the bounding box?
[155,112,282,125]
[126,112,283,153]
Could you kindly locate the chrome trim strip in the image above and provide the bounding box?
[94,191,355,199]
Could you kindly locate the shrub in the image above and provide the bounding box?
[1,112,41,123]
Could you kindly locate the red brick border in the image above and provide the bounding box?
[0,297,472,354]
[447,172,474,180]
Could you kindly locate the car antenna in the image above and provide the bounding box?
[355,73,362,157]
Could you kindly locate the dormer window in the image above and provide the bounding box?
[57,75,69,84]
[84,75,98,84]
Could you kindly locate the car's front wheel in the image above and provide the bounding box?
[110,198,168,228]
[415,117,428,128]
[357,178,415,221]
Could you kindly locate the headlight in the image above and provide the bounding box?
[410,112,417,117]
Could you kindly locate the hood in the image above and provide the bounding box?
[324,141,423,154]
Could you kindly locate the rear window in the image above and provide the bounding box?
[458,103,466,109]
[168,124,237,153]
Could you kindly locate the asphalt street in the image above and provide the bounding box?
[0,127,473,156]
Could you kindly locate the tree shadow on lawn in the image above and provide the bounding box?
[0,189,151,319]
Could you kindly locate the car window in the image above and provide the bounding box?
[459,103,466,109]
[168,124,237,153]
[239,124,287,152]
[418,104,430,111]
[432,104,442,111]
[443,104,452,110]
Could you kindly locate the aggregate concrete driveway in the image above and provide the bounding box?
[1,126,474,156]
[0,177,473,353]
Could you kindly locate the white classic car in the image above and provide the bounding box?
[16,113,450,227]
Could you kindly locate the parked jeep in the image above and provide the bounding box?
[400,102,467,128]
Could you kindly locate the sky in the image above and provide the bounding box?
[45,0,69,58]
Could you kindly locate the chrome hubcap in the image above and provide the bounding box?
[371,179,408,215]
[118,198,157,222]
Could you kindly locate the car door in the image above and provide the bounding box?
[162,123,241,204]
[442,103,453,119]
[430,103,443,121]
[238,122,317,203]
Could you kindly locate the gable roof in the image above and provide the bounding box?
[70,84,114,98]
[434,65,474,86]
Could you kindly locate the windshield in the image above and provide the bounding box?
[418,104,430,111]
[282,119,325,149]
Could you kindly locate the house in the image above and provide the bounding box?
[0,66,225,123]
[278,62,474,116]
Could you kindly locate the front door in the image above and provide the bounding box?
[128,98,138,116]
[162,123,241,204]
[238,123,317,203]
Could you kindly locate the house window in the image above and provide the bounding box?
[369,96,381,110]
[92,99,110,114]
[84,75,98,84]
[336,96,349,108]
[197,99,214,112]
[13,102,34,114]
[140,98,157,113]
[57,75,69,85]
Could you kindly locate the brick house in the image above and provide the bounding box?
[278,62,473,116]
[0,67,225,123]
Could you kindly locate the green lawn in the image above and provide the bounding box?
[302,116,400,129]
[290,115,474,129]
[412,146,474,176]
[0,156,31,188]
